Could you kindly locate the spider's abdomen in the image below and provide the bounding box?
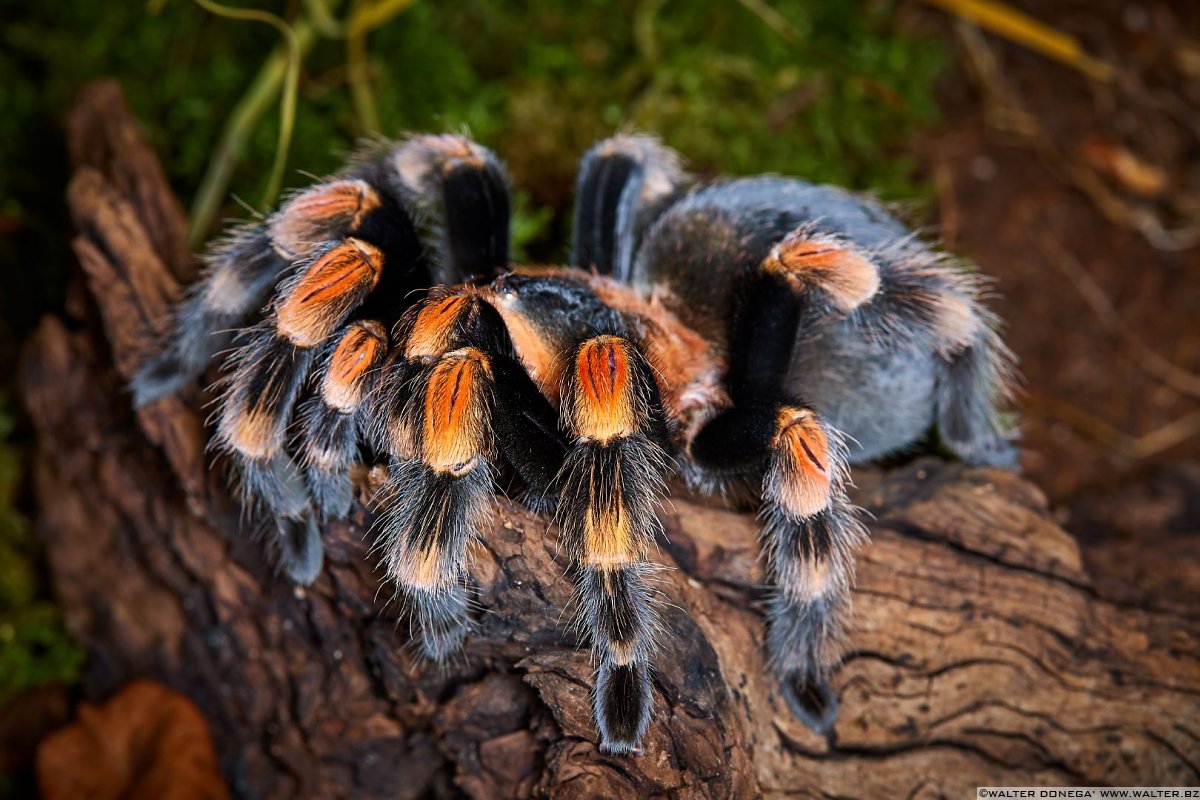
[635,176,999,464]
[634,177,905,334]
[790,327,939,461]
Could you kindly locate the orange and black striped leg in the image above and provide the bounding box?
[691,404,863,734]
[132,224,289,407]
[571,134,689,279]
[370,288,568,656]
[690,227,877,732]
[558,334,670,753]
[374,347,496,660]
[216,232,395,582]
[297,320,390,518]
[371,291,501,659]
[760,408,864,733]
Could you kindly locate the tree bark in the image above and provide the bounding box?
[20,80,1200,798]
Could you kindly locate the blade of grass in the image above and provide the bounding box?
[346,0,418,136]
[921,0,1114,82]
[303,0,347,38]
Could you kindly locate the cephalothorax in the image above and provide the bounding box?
[134,134,1015,753]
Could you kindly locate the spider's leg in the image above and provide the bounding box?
[372,289,568,659]
[131,225,289,407]
[689,227,878,734]
[855,236,1018,468]
[216,240,385,582]
[216,174,423,583]
[558,333,670,753]
[300,134,515,520]
[693,404,862,733]
[387,134,511,282]
[134,175,397,408]
[935,323,1017,467]
[376,345,495,659]
[296,319,390,518]
[571,134,688,280]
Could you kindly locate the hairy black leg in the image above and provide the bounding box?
[558,333,670,753]
[371,288,568,659]
[760,410,864,733]
[374,347,496,659]
[132,224,288,407]
[571,134,688,280]
[385,134,511,282]
[693,406,864,735]
[691,227,879,733]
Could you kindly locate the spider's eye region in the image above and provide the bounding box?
[489,273,522,301]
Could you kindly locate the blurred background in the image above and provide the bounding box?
[1,0,1197,792]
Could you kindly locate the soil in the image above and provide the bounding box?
[910,0,1200,584]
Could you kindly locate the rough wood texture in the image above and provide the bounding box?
[21,80,1200,798]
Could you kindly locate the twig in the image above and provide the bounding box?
[1025,395,1200,460]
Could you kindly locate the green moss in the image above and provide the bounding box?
[0,396,84,707]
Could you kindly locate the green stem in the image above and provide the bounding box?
[187,8,314,246]
[302,0,346,37]
[346,0,417,136]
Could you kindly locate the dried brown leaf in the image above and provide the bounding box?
[36,680,229,800]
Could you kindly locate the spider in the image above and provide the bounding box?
[132,133,1015,754]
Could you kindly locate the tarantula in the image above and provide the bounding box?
[132,133,1014,754]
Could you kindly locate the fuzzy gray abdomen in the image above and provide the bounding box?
[633,176,907,342]
[634,176,935,460]
[789,322,937,463]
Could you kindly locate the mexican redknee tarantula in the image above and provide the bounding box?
[132,133,1015,753]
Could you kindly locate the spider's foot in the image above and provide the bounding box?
[130,349,192,409]
[595,661,653,754]
[409,584,472,662]
[275,515,325,586]
[304,460,354,520]
[241,454,311,520]
[515,488,557,516]
[780,668,839,735]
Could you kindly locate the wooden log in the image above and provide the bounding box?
[20,80,1200,798]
